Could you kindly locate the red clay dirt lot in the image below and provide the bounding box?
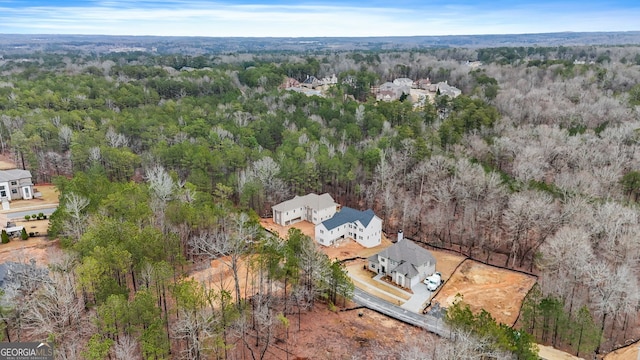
[188,254,437,359]
[285,306,434,360]
[0,238,61,266]
[604,342,640,360]
[429,248,467,280]
[430,259,537,325]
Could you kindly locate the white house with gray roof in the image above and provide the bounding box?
[368,238,436,289]
[315,206,382,248]
[272,193,337,226]
[0,169,34,201]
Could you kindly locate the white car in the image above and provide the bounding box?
[423,272,442,291]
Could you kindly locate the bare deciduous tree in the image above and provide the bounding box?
[63,192,90,242]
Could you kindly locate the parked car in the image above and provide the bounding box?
[423,272,442,291]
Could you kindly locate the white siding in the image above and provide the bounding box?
[314,206,337,224]
[0,181,11,201]
[314,223,330,246]
[355,215,382,248]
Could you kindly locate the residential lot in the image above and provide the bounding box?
[429,259,537,325]
[0,238,60,265]
[346,259,411,304]
[603,342,640,360]
[260,217,316,240]
[260,218,537,325]
[428,248,466,280]
[537,344,585,360]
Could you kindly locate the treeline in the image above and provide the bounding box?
[445,295,538,360]
[520,285,601,358]
[2,168,353,358]
[1,45,639,356]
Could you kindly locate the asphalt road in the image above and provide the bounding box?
[353,287,450,337]
[4,206,57,220]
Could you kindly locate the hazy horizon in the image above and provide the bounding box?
[0,0,639,38]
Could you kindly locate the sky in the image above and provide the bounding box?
[0,0,639,37]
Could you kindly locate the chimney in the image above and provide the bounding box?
[397,230,404,242]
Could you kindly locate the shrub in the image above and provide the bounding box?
[1,230,9,244]
[21,228,28,240]
[31,214,37,220]
[25,215,31,221]
[38,212,44,219]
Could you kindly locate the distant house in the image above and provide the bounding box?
[414,78,432,90]
[301,75,321,89]
[280,77,301,89]
[0,169,34,201]
[320,74,338,85]
[393,78,414,87]
[272,193,337,226]
[430,81,462,98]
[376,90,396,102]
[368,237,436,289]
[315,207,382,248]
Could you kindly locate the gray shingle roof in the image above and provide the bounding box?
[378,239,436,270]
[393,261,419,278]
[0,169,32,183]
[272,193,336,212]
[320,207,376,231]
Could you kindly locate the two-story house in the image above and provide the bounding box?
[0,169,34,202]
[272,193,337,226]
[368,237,436,289]
[315,207,382,248]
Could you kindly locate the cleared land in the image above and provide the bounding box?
[189,254,432,359]
[431,260,537,325]
[537,344,585,360]
[604,342,640,360]
[260,218,315,240]
[429,248,466,279]
[0,238,60,265]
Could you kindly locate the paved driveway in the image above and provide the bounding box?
[401,282,432,312]
[353,288,449,337]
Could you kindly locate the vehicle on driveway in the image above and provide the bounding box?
[423,272,442,291]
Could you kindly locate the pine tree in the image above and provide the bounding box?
[21,228,28,240]
[1,230,9,244]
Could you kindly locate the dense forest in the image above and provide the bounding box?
[0,43,639,359]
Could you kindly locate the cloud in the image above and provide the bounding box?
[0,1,638,36]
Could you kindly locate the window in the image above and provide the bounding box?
[11,189,17,194]
[0,186,4,190]
[10,181,16,186]
[0,191,5,197]
[320,230,324,234]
